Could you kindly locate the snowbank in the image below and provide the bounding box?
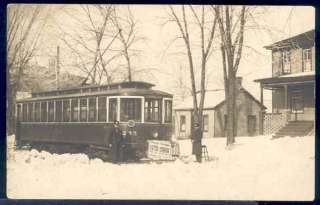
[7,135,314,200]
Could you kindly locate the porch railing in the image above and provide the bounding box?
[263,112,287,135]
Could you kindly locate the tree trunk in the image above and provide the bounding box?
[226,73,236,145]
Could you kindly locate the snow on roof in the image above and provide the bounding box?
[279,71,315,78]
[174,89,225,110]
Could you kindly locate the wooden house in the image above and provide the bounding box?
[174,77,266,139]
[254,30,315,137]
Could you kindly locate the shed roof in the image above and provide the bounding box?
[174,88,266,111]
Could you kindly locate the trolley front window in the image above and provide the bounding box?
[109,98,117,122]
[22,104,27,121]
[98,96,107,122]
[28,103,34,122]
[17,104,22,121]
[145,99,161,122]
[120,98,141,122]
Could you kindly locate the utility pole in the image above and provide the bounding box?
[56,46,60,90]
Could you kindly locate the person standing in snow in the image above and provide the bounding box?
[192,122,202,163]
[110,121,123,163]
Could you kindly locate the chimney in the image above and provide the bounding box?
[236,76,243,88]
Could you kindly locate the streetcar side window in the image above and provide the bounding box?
[28,103,33,122]
[108,98,117,122]
[63,99,70,122]
[145,99,162,122]
[164,100,172,123]
[22,103,28,122]
[35,102,41,122]
[41,101,47,122]
[71,99,79,122]
[120,98,141,122]
[17,104,22,121]
[80,98,88,122]
[56,100,63,122]
[98,96,107,122]
[48,101,54,122]
[88,97,97,122]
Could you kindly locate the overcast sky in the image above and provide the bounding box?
[29,5,315,111]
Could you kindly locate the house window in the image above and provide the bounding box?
[120,98,142,122]
[98,96,107,122]
[63,100,70,122]
[282,50,291,74]
[303,48,312,72]
[145,99,161,122]
[180,115,186,132]
[203,115,209,132]
[164,100,172,123]
[88,97,97,122]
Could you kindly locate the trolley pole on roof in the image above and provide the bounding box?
[56,46,60,90]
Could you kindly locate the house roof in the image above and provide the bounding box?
[174,88,266,111]
[254,71,315,85]
[264,29,315,50]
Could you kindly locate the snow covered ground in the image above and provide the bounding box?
[7,134,314,200]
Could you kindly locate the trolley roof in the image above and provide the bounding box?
[17,81,173,102]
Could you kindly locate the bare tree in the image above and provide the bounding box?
[59,5,120,85]
[7,5,47,134]
[168,5,217,136]
[111,6,145,82]
[214,5,248,145]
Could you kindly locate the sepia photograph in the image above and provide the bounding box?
[6,4,315,200]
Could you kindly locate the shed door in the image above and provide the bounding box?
[247,115,256,136]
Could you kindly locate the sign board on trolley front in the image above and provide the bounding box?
[147,140,174,160]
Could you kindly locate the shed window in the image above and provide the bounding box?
[80,98,88,122]
[48,101,54,122]
[56,100,62,122]
[145,99,161,122]
[98,96,107,122]
[120,98,141,122]
[71,99,79,121]
[63,100,71,122]
[164,100,172,123]
[303,48,312,72]
[180,115,186,132]
[34,102,41,122]
[88,97,97,122]
[203,115,209,132]
[41,101,47,122]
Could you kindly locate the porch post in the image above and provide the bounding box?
[259,83,264,135]
[284,84,289,121]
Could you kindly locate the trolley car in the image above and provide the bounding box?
[15,81,173,161]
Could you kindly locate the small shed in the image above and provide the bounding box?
[174,78,266,139]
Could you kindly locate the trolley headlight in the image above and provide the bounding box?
[152,131,159,138]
